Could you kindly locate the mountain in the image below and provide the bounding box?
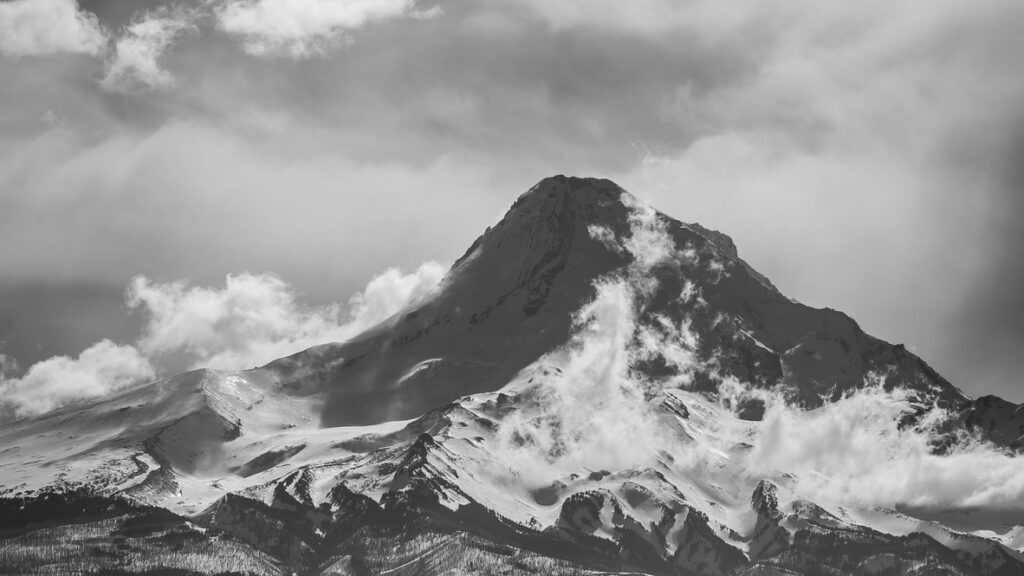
[2,175,1023,576]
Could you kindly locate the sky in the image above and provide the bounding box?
[0,0,1022,409]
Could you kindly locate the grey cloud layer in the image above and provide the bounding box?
[0,0,1022,401]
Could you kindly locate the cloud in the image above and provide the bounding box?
[488,194,1024,518]
[346,263,449,328]
[215,0,419,57]
[495,310,1024,520]
[495,279,656,479]
[494,193,684,479]
[0,0,106,57]
[1,0,1023,408]
[0,340,154,418]
[102,8,195,92]
[610,0,1024,401]
[747,385,1024,512]
[0,120,497,297]
[129,263,444,371]
[0,262,445,419]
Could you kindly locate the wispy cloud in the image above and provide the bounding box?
[0,0,106,57]
[102,8,196,92]
[215,0,420,57]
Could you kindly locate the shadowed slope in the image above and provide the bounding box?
[266,176,632,426]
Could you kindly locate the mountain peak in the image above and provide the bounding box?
[263,175,964,427]
[5,177,1023,576]
[449,174,633,281]
[521,174,622,197]
[503,175,631,226]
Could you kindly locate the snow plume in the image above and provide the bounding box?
[667,369,1024,515]
[0,262,444,419]
[496,279,664,478]
[587,192,677,292]
[635,313,699,387]
[495,192,689,480]
[659,380,1024,515]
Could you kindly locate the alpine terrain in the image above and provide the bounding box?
[2,176,1024,576]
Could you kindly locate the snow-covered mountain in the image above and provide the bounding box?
[3,176,1024,576]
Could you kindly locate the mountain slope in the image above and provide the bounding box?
[2,175,1022,576]
[265,177,632,426]
[263,175,966,427]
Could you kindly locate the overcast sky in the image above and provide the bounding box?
[0,0,1022,407]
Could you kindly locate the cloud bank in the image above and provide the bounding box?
[0,262,445,419]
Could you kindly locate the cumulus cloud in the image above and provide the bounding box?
[0,262,445,419]
[129,263,444,371]
[0,0,106,57]
[750,386,1024,512]
[215,0,419,57]
[102,8,195,92]
[345,263,448,328]
[0,340,154,418]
